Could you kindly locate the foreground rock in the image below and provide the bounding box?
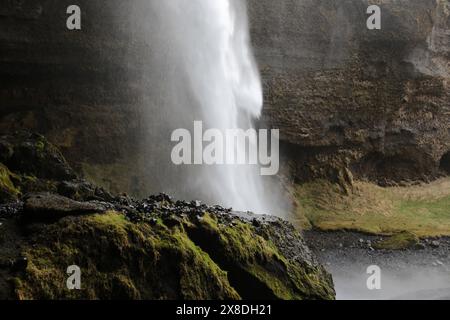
[2,199,336,300]
[0,133,335,300]
[4,207,334,300]
[22,193,108,222]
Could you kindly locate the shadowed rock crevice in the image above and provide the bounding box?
[440,152,450,175]
[352,149,438,186]
[185,213,335,300]
[186,224,280,300]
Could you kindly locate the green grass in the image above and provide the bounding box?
[373,232,419,250]
[292,178,450,237]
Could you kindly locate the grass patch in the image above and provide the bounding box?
[373,232,419,250]
[293,178,450,237]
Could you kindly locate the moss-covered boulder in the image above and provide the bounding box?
[0,132,113,202]
[0,198,335,300]
[185,213,334,299]
[0,132,75,181]
[0,132,335,300]
[0,206,335,300]
[12,212,240,300]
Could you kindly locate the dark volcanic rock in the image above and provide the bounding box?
[0,1,448,194]
[0,132,76,181]
[248,0,450,185]
[0,132,335,300]
[1,191,335,300]
[0,132,113,203]
[5,197,334,300]
[22,193,107,222]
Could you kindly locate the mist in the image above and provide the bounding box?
[122,0,284,215]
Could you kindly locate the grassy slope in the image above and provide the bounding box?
[292,178,450,237]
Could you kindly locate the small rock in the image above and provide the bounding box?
[430,240,440,248]
[414,243,426,250]
[22,193,107,223]
[252,219,261,227]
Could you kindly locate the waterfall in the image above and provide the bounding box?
[132,0,280,214]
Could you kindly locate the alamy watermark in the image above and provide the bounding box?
[366,265,382,290]
[171,121,279,176]
[66,265,81,290]
[367,5,381,30]
[66,5,81,30]
[65,4,379,31]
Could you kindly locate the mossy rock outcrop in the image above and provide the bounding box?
[1,205,335,300]
[0,132,113,202]
[0,132,335,300]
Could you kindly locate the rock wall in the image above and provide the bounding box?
[0,0,449,194]
[249,0,450,185]
[0,0,150,194]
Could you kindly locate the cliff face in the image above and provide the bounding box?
[0,0,150,194]
[0,1,449,193]
[249,0,450,185]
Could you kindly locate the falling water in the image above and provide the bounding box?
[132,0,280,213]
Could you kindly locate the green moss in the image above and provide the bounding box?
[35,140,46,154]
[193,214,334,300]
[373,232,420,250]
[10,211,334,300]
[0,163,20,201]
[15,174,58,194]
[90,211,128,227]
[293,178,450,237]
[14,212,239,300]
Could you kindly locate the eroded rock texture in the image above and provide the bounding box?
[249,0,450,185]
[0,1,449,192]
[0,0,149,194]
